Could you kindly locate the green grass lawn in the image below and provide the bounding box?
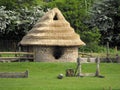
[0,62,120,90]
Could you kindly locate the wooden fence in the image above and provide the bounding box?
[0,52,34,62]
[0,70,28,78]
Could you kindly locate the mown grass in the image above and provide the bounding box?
[0,62,120,90]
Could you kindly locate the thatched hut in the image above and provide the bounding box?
[20,8,85,62]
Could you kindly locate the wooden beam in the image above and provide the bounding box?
[0,52,33,55]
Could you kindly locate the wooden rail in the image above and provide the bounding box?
[0,52,33,54]
[0,52,34,62]
[0,70,28,78]
[79,52,93,57]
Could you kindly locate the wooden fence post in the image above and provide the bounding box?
[74,57,82,76]
[25,70,29,78]
[95,57,100,77]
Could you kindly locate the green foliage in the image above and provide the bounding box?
[79,27,101,52]
[0,6,44,39]
[0,62,120,90]
[90,0,120,47]
[81,27,101,44]
[79,44,120,54]
[0,0,38,10]
[79,45,106,53]
[0,6,17,33]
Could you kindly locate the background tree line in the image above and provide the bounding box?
[0,0,120,52]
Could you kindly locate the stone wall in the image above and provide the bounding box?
[33,46,78,62]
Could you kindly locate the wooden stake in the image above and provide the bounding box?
[95,57,100,77]
[115,46,118,54]
[74,57,82,76]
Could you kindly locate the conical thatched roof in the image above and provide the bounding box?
[20,8,85,46]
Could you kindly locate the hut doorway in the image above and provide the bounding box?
[53,46,64,59]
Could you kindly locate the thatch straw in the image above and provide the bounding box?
[20,8,85,46]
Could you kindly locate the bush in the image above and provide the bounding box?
[0,6,45,40]
[79,45,107,53]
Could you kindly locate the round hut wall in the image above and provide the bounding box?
[33,46,78,62]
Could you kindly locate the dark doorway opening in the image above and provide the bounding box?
[53,46,64,59]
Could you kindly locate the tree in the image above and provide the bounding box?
[0,6,45,40]
[0,0,38,10]
[90,0,120,47]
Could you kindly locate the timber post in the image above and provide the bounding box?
[74,57,82,76]
[95,57,100,77]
